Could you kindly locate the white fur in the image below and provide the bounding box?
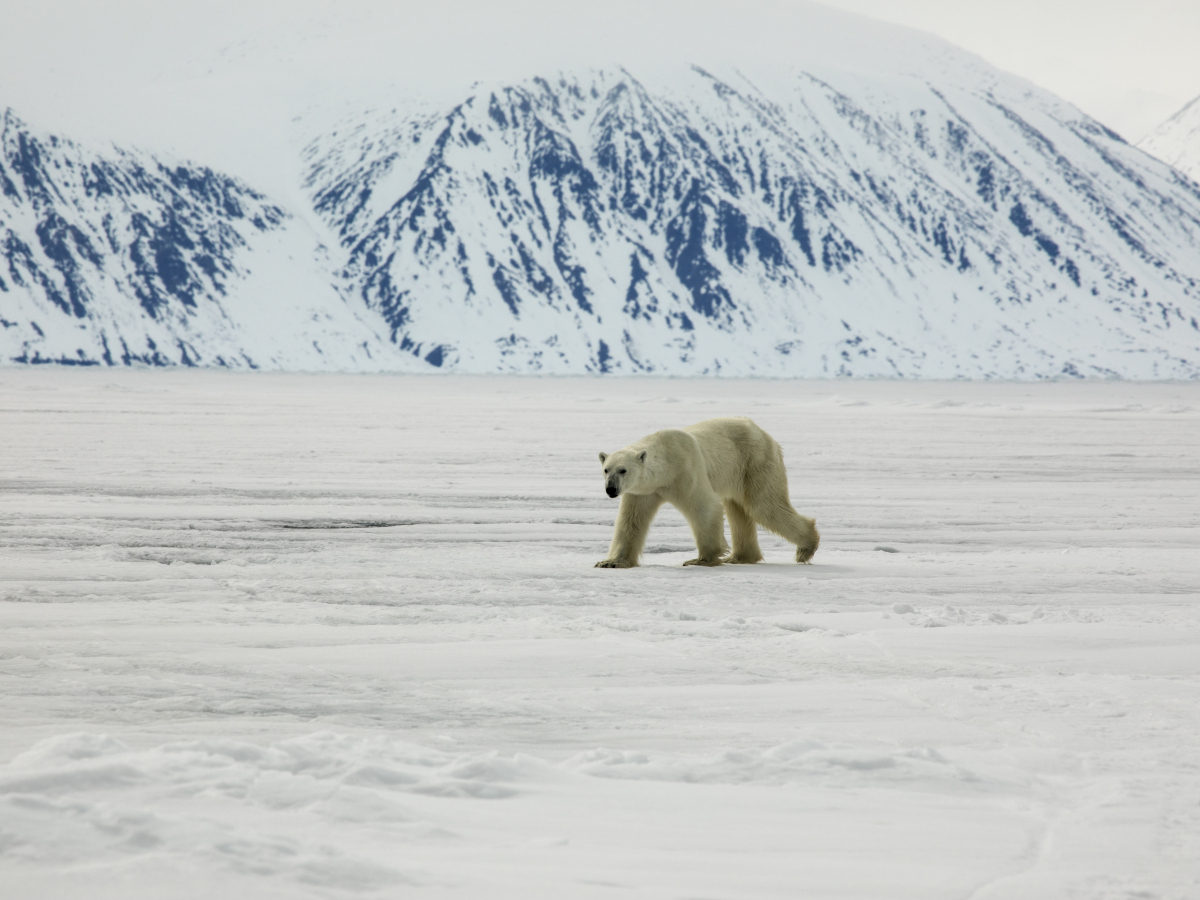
[595,417,820,568]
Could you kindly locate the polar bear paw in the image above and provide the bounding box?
[595,559,636,568]
[796,545,817,564]
[725,552,764,565]
[683,557,724,567]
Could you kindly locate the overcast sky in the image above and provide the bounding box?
[2,0,1197,157]
[815,0,1200,141]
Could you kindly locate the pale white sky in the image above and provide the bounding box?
[813,0,1200,142]
[1,0,1196,182]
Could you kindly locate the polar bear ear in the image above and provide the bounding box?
[598,452,608,464]
[638,451,647,463]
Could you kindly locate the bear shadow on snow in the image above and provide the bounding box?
[595,417,819,568]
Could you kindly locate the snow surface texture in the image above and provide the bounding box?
[4,2,1200,377]
[2,371,1199,899]
[1140,94,1200,182]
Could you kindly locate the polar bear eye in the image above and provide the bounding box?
[618,468,626,475]
[604,468,609,474]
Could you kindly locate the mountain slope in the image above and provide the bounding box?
[304,63,1200,377]
[0,108,398,369]
[1139,95,1200,182]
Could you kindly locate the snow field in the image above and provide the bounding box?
[1,371,1199,898]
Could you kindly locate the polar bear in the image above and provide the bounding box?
[595,417,819,568]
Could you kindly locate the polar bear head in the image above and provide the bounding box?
[598,449,648,498]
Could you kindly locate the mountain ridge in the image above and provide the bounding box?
[301,63,1200,377]
[4,21,1200,377]
[0,107,400,370]
[1139,94,1200,183]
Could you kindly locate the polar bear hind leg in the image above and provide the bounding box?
[680,495,728,567]
[747,494,820,563]
[724,499,764,564]
[741,444,820,563]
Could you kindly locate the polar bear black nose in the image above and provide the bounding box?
[606,485,619,498]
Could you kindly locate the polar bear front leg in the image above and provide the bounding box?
[680,496,728,567]
[596,494,663,568]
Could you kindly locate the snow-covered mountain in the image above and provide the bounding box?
[305,64,1200,377]
[0,108,396,369]
[1140,94,1200,182]
[5,4,1200,377]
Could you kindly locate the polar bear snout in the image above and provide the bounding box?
[606,482,620,498]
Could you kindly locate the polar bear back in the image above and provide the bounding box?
[681,417,784,500]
